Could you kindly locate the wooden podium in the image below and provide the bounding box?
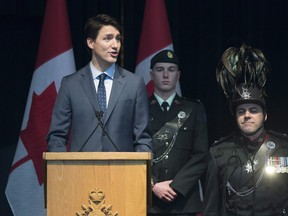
[43,152,152,216]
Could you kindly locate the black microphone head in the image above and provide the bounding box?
[95,111,102,118]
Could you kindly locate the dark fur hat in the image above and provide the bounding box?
[216,43,270,112]
[231,83,266,110]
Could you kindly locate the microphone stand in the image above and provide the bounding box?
[95,111,119,151]
[78,120,101,152]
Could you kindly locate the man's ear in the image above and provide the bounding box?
[177,70,181,80]
[86,37,94,49]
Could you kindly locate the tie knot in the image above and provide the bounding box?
[161,101,169,112]
[98,73,107,82]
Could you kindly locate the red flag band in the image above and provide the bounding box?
[5,0,75,215]
[135,0,181,96]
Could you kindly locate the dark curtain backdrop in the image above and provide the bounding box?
[1,0,288,215]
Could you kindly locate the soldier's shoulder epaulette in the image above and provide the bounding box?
[182,97,203,105]
[268,130,288,141]
[212,133,234,147]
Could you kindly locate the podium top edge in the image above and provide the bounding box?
[43,152,152,161]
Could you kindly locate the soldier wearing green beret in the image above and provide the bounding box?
[148,50,209,216]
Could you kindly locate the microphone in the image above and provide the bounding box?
[95,111,103,121]
[78,116,101,152]
[95,111,119,152]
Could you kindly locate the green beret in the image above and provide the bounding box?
[150,50,179,69]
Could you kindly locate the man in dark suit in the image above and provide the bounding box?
[46,14,152,152]
[148,50,208,215]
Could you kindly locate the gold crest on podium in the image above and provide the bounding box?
[76,188,118,216]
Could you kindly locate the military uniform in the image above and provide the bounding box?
[204,130,288,216]
[148,94,208,214]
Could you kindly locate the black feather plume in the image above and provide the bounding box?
[216,43,270,100]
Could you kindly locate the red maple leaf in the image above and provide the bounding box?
[11,82,57,185]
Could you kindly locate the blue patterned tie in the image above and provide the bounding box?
[97,73,107,113]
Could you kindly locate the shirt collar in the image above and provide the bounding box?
[90,62,115,79]
[154,92,176,107]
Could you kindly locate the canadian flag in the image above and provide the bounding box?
[135,0,181,96]
[5,0,75,215]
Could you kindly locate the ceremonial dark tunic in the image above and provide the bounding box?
[148,94,208,214]
[204,130,288,216]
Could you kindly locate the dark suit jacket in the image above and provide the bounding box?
[47,63,152,152]
[148,95,208,214]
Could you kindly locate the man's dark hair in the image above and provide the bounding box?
[84,14,122,50]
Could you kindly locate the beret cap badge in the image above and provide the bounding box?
[167,51,173,59]
[150,49,179,69]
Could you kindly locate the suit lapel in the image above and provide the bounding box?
[79,65,100,113]
[150,96,167,123]
[169,96,183,120]
[104,66,126,124]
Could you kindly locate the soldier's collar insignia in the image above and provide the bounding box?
[174,100,181,105]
